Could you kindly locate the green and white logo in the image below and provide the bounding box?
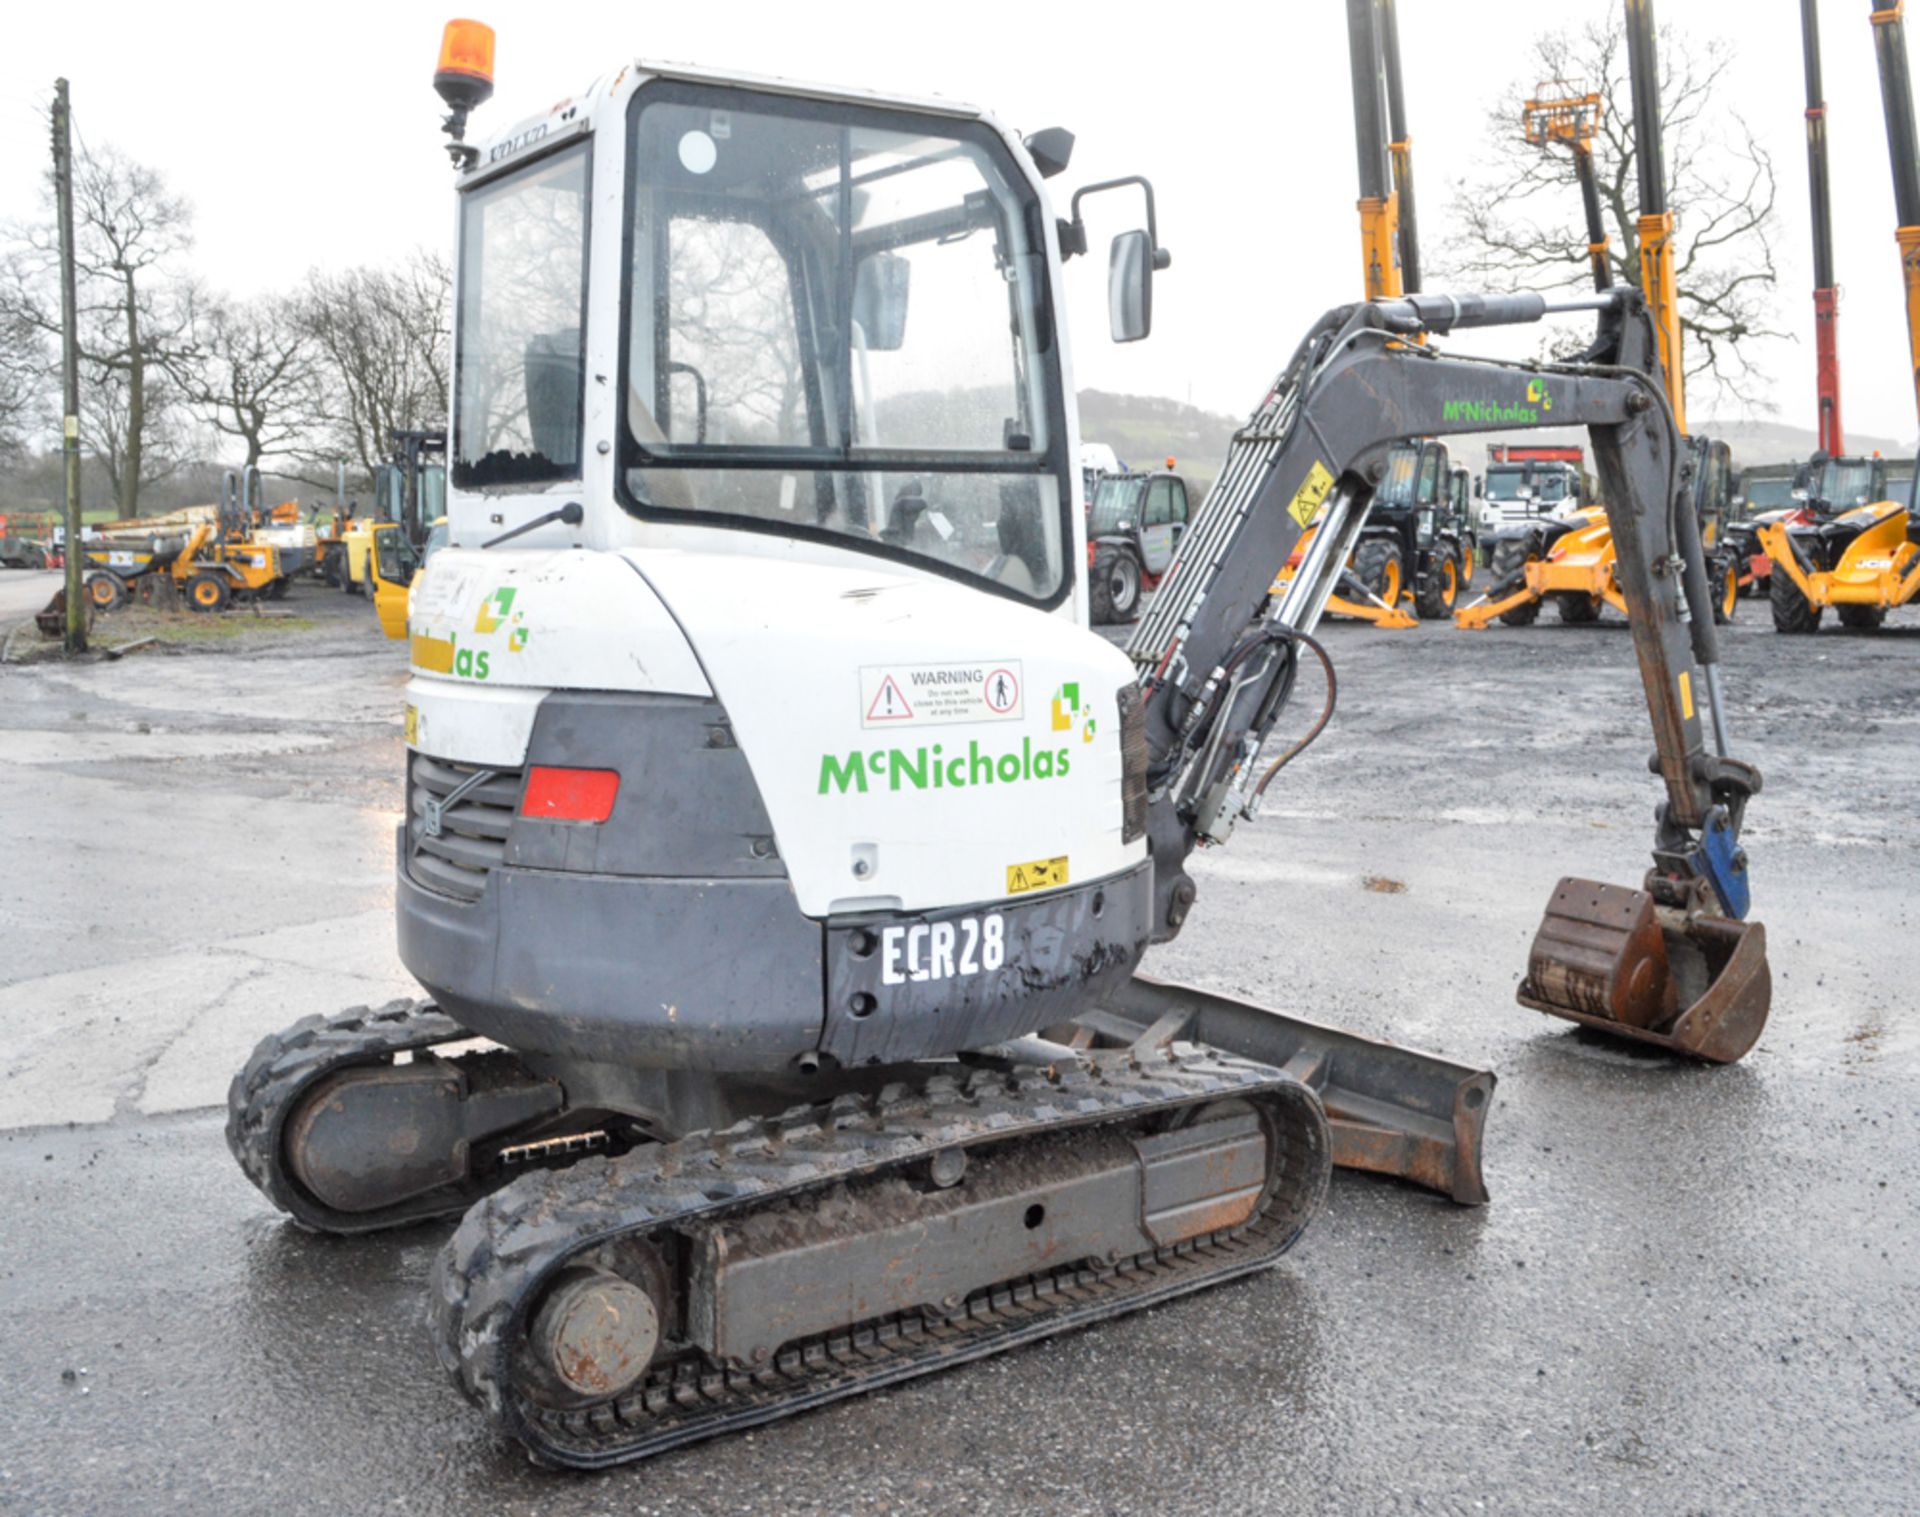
[1050,682,1098,744]
[1442,375,1553,426]
[818,738,1073,795]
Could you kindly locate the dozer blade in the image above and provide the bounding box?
[1516,878,1770,1064]
[1071,972,1493,1205]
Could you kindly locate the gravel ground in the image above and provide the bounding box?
[0,586,1914,1516]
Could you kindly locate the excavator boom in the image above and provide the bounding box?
[1130,287,1767,1060]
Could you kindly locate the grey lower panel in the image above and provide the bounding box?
[508,692,784,878]
[396,829,825,1072]
[820,863,1153,1068]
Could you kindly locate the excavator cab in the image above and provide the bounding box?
[1797,453,1888,514]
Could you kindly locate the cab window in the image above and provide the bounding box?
[1417,448,1441,505]
[1143,477,1176,527]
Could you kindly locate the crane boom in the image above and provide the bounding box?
[1346,0,1402,300]
[1524,85,1613,293]
[1625,0,1686,433]
[1379,0,1423,293]
[1870,0,1920,427]
[1805,0,1845,453]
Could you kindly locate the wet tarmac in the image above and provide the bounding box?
[1,591,1915,1514]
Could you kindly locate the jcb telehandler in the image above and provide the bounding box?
[1085,463,1192,624]
[1459,435,1739,627]
[1752,2,1920,631]
[1757,1,1920,633]
[1270,438,1477,625]
[227,18,1770,1471]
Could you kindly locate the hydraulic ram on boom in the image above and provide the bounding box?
[1129,288,1770,1062]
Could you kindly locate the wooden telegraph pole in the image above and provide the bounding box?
[52,79,86,654]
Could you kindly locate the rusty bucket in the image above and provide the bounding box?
[1516,878,1770,1064]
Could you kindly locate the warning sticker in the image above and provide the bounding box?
[412,564,483,622]
[1006,855,1069,895]
[1287,460,1335,528]
[859,661,1024,729]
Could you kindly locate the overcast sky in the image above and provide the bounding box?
[7,0,1920,446]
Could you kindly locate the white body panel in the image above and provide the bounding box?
[403,60,1133,923]
[404,679,547,768]
[405,546,711,696]
[633,552,1140,917]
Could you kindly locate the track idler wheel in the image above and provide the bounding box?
[285,1054,566,1217]
[1516,878,1770,1063]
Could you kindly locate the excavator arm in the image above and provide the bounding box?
[1126,287,1770,1062]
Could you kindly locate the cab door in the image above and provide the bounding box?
[1693,440,1733,548]
[1139,475,1185,576]
[370,525,417,641]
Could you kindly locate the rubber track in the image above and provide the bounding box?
[430,1044,1330,1469]
[225,999,478,1234]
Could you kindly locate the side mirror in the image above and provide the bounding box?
[1473,475,1484,499]
[852,253,911,352]
[1109,230,1154,343]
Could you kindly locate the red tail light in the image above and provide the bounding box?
[521,766,620,822]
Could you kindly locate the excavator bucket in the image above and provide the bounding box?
[1516,878,1770,1063]
[1073,973,1493,1205]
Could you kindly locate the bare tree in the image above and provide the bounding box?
[172,287,313,469]
[0,302,48,458]
[667,220,806,443]
[1439,17,1782,407]
[0,140,196,515]
[86,356,193,508]
[296,250,450,475]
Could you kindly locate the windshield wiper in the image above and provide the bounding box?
[484,500,582,549]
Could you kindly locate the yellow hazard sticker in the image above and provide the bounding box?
[1678,671,1695,720]
[404,704,419,746]
[411,633,455,674]
[1287,461,1335,528]
[1006,855,1069,896]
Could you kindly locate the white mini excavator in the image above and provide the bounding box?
[227,22,1770,1469]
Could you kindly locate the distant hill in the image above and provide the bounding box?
[1442,417,1914,478]
[1694,417,1913,467]
[1077,390,1918,493]
[1077,390,1241,494]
